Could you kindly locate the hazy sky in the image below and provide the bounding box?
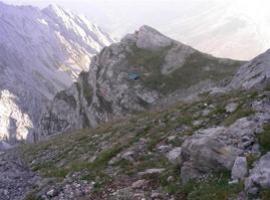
[2,0,270,59]
[2,0,270,37]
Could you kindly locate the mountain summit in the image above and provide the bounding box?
[0,2,113,142]
[37,25,243,138]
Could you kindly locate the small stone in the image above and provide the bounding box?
[138,168,165,176]
[151,192,162,198]
[167,176,174,182]
[131,179,147,189]
[228,179,239,185]
[168,136,176,141]
[192,120,203,127]
[202,109,211,116]
[47,189,57,197]
[226,102,238,113]
[157,145,171,153]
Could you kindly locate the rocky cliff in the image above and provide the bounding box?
[230,49,270,90]
[0,2,113,143]
[38,25,243,138]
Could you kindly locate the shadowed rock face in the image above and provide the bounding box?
[38,25,243,138]
[0,2,114,143]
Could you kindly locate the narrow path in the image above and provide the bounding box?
[0,150,39,200]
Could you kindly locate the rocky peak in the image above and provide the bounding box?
[230,49,270,90]
[122,25,173,51]
[38,25,243,138]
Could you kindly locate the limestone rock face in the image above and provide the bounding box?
[0,2,114,142]
[38,25,242,138]
[135,25,173,50]
[230,49,270,90]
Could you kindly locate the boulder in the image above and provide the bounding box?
[181,127,241,172]
[245,152,270,194]
[231,156,248,181]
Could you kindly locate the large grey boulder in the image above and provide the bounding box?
[181,127,241,172]
[180,117,263,183]
[245,152,270,194]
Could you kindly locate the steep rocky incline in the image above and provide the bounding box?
[230,49,270,90]
[38,25,243,137]
[0,2,114,143]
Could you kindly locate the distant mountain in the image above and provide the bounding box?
[0,2,114,142]
[38,25,243,138]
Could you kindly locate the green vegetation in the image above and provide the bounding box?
[223,104,254,126]
[20,90,261,199]
[55,90,77,109]
[260,189,270,200]
[182,173,243,200]
[127,45,242,94]
[258,124,270,154]
[79,71,93,105]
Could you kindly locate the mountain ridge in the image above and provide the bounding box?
[0,1,114,143]
[37,25,243,139]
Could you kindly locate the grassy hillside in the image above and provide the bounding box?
[21,90,262,200]
[126,44,243,94]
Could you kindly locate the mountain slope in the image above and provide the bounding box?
[21,89,270,200]
[230,49,270,90]
[0,2,113,143]
[38,25,243,138]
[19,48,270,199]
